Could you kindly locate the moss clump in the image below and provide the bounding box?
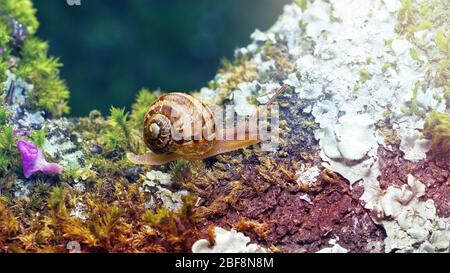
[0,196,20,246]
[435,58,449,87]
[444,86,450,105]
[0,104,19,175]
[170,159,188,176]
[109,107,130,139]
[435,30,450,88]
[0,126,14,172]
[0,0,70,118]
[0,105,6,126]
[401,83,425,117]
[72,111,136,179]
[14,37,70,117]
[0,0,39,35]
[0,178,201,252]
[0,19,10,91]
[435,29,450,55]
[0,21,10,49]
[108,106,133,152]
[294,0,308,11]
[382,63,391,73]
[359,68,371,83]
[409,48,421,63]
[144,195,200,252]
[30,129,46,148]
[0,62,6,92]
[129,88,159,129]
[423,111,450,155]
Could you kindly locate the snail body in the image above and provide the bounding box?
[127,85,287,165]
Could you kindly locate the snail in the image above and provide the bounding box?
[126,85,288,165]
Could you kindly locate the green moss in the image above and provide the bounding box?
[407,20,433,32]
[0,0,39,35]
[359,68,371,83]
[0,106,7,126]
[410,83,422,116]
[109,107,129,135]
[0,105,11,173]
[48,186,66,211]
[444,86,450,104]
[432,93,442,102]
[0,126,14,154]
[0,124,19,174]
[0,23,9,91]
[423,111,450,155]
[435,30,449,55]
[433,30,450,87]
[30,129,46,148]
[385,38,394,46]
[129,88,159,129]
[409,48,421,62]
[170,159,188,175]
[104,130,124,151]
[0,154,10,174]
[0,62,7,92]
[15,37,70,117]
[294,0,308,12]
[418,1,431,16]
[109,106,131,148]
[435,59,450,87]
[0,22,9,48]
[382,63,391,73]
[401,83,425,117]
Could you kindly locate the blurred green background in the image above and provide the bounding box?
[34,0,290,117]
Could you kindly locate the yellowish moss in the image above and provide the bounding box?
[144,194,200,252]
[423,111,450,155]
[234,218,270,240]
[359,68,372,83]
[0,196,20,244]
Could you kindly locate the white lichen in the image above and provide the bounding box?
[192,227,268,253]
[367,175,450,253]
[316,244,348,253]
[317,114,381,185]
[42,119,84,170]
[146,170,172,186]
[142,171,187,211]
[399,129,431,161]
[232,82,258,116]
[4,71,45,130]
[70,200,87,221]
[296,165,320,186]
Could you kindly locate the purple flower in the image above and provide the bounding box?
[17,140,62,178]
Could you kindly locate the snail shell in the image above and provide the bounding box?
[128,84,288,165]
[143,93,216,159]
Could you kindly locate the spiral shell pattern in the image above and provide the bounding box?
[143,93,216,158]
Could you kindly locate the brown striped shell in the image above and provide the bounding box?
[143,93,216,159]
